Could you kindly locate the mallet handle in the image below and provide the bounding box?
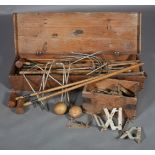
[24,63,143,106]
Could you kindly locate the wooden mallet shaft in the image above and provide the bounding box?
[16,69,106,100]
[23,63,143,106]
[16,62,137,100]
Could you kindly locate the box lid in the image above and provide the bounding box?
[13,12,141,58]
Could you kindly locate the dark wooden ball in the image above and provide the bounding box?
[15,60,24,68]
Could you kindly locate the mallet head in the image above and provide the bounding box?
[15,59,25,68]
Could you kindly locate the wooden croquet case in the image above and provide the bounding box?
[8,12,146,118]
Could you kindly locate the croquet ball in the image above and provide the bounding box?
[69,106,82,118]
[53,102,67,115]
[15,60,24,68]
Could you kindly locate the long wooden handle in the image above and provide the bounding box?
[16,69,106,100]
[16,61,139,100]
[24,63,143,106]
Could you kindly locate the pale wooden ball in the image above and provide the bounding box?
[69,106,82,118]
[15,60,24,68]
[53,102,67,115]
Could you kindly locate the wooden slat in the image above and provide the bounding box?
[19,53,138,61]
[18,26,137,40]
[9,74,92,91]
[13,12,140,56]
[18,37,137,54]
[17,12,139,26]
[82,93,137,119]
[84,79,141,93]
[82,101,137,119]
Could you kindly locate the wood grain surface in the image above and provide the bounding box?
[13,12,141,57]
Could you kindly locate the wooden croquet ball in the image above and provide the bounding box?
[15,60,24,68]
[69,106,82,118]
[53,102,67,115]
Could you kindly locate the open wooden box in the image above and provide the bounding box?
[8,12,146,117]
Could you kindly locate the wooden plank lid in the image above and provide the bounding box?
[13,12,141,58]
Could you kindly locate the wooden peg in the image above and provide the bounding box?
[16,98,25,114]
[8,92,17,108]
